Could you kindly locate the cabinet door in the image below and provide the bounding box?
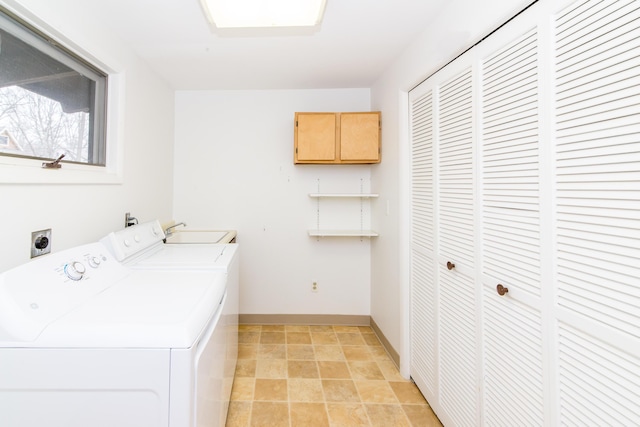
[340,112,380,162]
[295,113,336,162]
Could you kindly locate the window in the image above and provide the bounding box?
[0,7,107,166]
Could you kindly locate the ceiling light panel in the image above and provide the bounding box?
[201,0,327,28]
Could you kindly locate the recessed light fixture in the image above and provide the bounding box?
[200,0,327,29]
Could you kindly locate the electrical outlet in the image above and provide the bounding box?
[31,228,52,258]
[312,281,318,292]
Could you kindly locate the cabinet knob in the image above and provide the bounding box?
[496,284,509,296]
[446,261,455,271]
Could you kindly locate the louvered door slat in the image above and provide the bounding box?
[438,264,476,427]
[484,31,536,72]
[559,103,640,131]
[484,106,537,130]
[484,121,539,144]
[485,101,534,125]
[481,27,542,296]
[556,133,640,158]
[484,68,537,104]
[555,1,640,423]
[480,26,545,426]
[556,1,639,54]
[484,88,539,119]
[484,146,539,164]
[558,324,640,426]
[483,288,544,427]
[409,90,437,401]
[439,69,475,269]
[557,214,640,240]
[557,68,640,110]
[435,67,477,427]
[555,0,640,337]
[558,49,640,95]
[410,248,436,390]
[484,167,539,179]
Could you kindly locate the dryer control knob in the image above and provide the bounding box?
[64,261,86,281]
[87,256,101,268]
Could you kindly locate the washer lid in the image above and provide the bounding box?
[35,270,227,348]
[132,244,237,270]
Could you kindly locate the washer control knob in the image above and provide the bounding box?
[87,256,101,268]
[123,239,131,247]
[134,234,141,243]
[64,261,86,281]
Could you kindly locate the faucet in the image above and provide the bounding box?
[165,222,187,237]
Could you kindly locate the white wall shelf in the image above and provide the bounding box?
[309,193,379,198]
[308,229,379,237]
[309,179,378,238]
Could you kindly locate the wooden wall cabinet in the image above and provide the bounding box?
[294,112,381,164]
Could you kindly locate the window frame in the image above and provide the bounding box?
[0,2,124,184]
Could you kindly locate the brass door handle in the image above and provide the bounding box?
[496,284,509,296]
[446,261,455,270]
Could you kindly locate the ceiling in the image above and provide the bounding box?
[90,0,448,90]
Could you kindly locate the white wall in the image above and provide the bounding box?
[0,0,175,272]
[173,89,373,316]
[369,0,535,373]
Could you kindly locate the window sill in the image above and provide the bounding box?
[0,157,122,184]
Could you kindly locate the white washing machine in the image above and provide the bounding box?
[0,225,234,427]
[99,220,239,426]
[100,221,237,271]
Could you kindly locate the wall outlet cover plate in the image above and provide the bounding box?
[31,229,52,258]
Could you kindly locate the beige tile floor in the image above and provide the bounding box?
[225,325,442,427]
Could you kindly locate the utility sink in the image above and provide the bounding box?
[164,230,235,244]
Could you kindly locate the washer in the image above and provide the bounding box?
[99,221,237,273]
[0,224,234,427]
[99,220,240,426]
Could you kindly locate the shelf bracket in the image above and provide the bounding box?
[316,178,321,241]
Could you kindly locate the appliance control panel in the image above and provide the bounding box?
[0,242,130,342]
[100,220,165,263]
[61,252,106,281]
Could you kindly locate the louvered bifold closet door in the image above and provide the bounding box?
[554,0,640,425]
[437,68,477,427]
[480,27,545,426]
[409,89,437,401]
